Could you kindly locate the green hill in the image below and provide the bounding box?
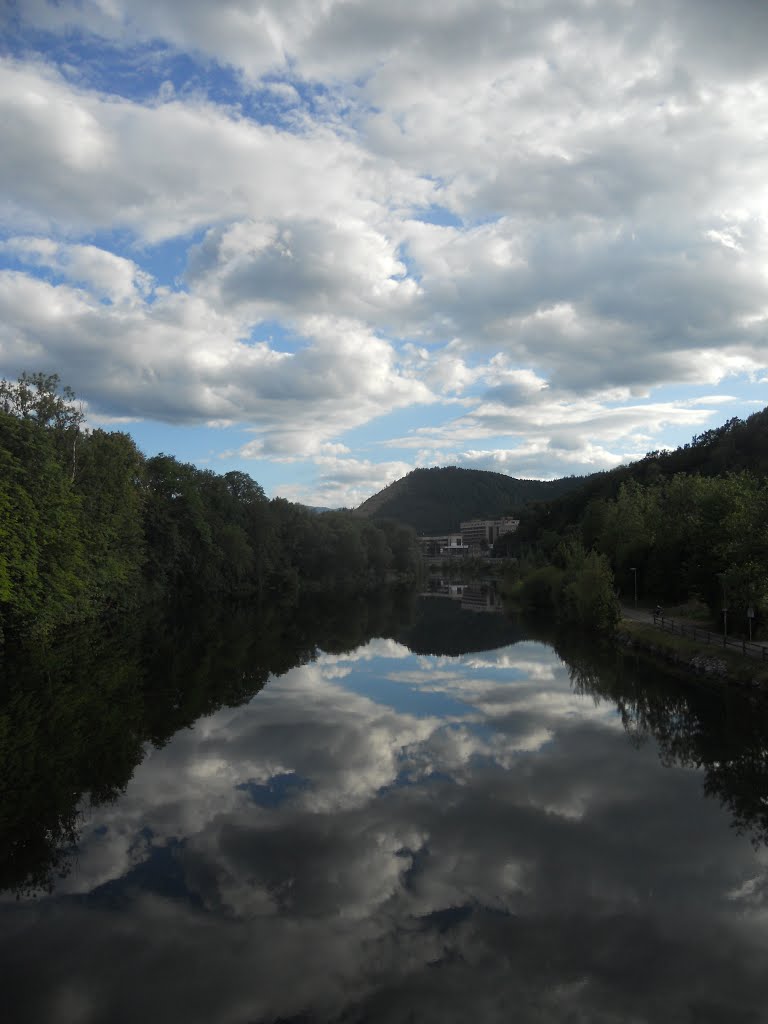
[354,466,585,534]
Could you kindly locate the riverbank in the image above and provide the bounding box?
[616,617,768,691]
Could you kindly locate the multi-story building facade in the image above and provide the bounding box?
[418,518,518,557]
[417,533,470,557]
[459,517,519,547]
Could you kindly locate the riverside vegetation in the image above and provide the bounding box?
[3,371,767,644]
[0,373,421,643]
[502,408,768,639]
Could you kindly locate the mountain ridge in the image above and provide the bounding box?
[353,466,585,534]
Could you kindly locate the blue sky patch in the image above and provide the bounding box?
[1,1,766,507]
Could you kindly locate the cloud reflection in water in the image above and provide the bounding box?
[3,630,768,1024]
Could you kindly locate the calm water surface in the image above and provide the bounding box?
[2,591,768,1023]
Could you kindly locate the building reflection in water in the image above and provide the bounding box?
[425,578,504,612]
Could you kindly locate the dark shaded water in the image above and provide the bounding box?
[2,590,768,1023]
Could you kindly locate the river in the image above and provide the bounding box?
[1,588,768,1023]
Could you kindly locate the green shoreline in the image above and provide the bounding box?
[616,618,768,691]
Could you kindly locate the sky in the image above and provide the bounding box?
[1,0,767,508]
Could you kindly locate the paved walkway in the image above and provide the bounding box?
[621,604,708,628]
[620,604,768,663]
[620,604,655,624]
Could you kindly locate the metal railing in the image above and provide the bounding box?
[652,614,768,662]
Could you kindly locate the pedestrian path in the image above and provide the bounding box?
[620,604,768,663]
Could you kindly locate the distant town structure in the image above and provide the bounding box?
[418,517,519,557]
[459,517,520,547]
[417,532,470,557]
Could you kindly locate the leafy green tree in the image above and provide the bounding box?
[362,523,393,581]
[377,519,420,575]
[0,372,84,479]
[520,564,564,613]
[0,370,478,641]
[76,429,146,609]
[142,454,215,595]
[559,543,620,631]
[0,412,87,636]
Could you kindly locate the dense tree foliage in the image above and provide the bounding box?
[518,407,768,539]
[0,374,421,641]
[513,408,768,635]
[355,465,584,533]
[519,540,620,632]
[578,473,768,619]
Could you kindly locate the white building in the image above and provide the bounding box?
[459,517,519,547]
[417,533,470,557]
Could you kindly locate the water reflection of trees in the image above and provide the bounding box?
[396,591,525,656]
[14,593,767,898]
[0,589,533,897]
[549,629,768,849]
[0,588,417,897]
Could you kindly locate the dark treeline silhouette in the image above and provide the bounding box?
[507,407,768,635]
[0,373,421,641]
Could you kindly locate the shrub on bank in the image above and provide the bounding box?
[519,542,619,633]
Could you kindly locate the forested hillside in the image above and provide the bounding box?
[0,374,421,642]
[519,408,768,538]
[513,407,768,632]
[355,466,583,533]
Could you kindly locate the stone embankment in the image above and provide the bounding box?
[616,607,768,691]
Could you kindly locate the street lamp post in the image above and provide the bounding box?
[630,567,637,608]
[717,572,728,640]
